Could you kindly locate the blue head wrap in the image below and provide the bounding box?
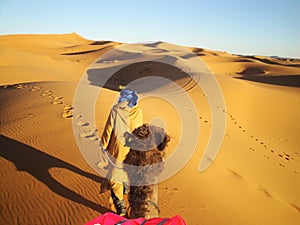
[118,89,138,108]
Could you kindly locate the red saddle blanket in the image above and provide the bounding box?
[85,212,186,225]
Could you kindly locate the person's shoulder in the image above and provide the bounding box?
[112,104,119,110]
[130,105,143,117]
[131,104,142,111]
[110,104,120,115]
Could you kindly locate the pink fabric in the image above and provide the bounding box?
[84,213,143,225]
[84,212,186,225]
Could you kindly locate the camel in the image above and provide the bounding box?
[123,124,170,219]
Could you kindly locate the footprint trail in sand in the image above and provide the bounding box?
[223,109,300,174]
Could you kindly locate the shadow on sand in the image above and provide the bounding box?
[235,75,300,88]
[0,135,110,214]
[87,61,198,92]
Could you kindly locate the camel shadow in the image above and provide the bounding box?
[0,135,110,214]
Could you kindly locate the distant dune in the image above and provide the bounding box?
[1,33,300,225]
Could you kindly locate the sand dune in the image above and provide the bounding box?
[190,46,300,88]
[1,33,300,225]
[0,33,119,85]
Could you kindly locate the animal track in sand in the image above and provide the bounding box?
[198,116,211,126]
[35,87,74,118]
[53,96,63,100]
[33,86,74,119]
[30,85,41,92]
[63,104,73,110]
[31,85,74,119]
[256,184,272,198]
[227,168,245,180]
[41,90,53,97]
[27,113,36,119]
[62,109,73,118]
[283,153,292,162]
[290,203,300,213]
[223,110,300,171]
[225,111,265,148]
[76,119,89,126]
[52,101,63,105]
[74,115,99,142]
[61,104,74,118]
[35,85,74,118]
[173,187,179,192]
[79,129,98,138]
[11,83,75,120]
[15,84,28,89]
[52,95,64,105]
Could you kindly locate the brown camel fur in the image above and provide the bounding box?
[123,124,170,219]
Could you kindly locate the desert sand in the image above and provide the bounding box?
[1,33,300,225]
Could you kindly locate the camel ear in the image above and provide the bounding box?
[157,133,170,151]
